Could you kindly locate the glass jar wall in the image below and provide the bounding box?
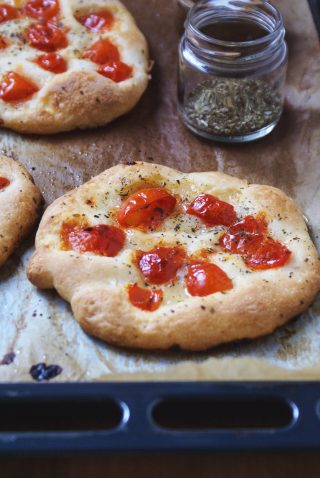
[178,0,288,143]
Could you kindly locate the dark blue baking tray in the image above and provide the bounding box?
[0,1,319,454]
[0,382,319,454]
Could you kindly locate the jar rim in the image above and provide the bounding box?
[178,0,195,8]
[187,0,284,49]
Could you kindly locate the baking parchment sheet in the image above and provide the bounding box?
[0,0,319,382]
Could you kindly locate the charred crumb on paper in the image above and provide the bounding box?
[1,352,16,365]
[30,363,63,382]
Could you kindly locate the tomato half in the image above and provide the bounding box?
[244,238,291,270]
[76,10,114,32]
[219,215,267,255]
[128,284,163,312]
[0,36,7,49]
[186,262,233,297]
[0,4,19,24]
[35,52,67,73]
[27,22,68,52]
[117,188,177,230]
[24,0,59,21]
[60,222,125,257]
[0,72,38,102]
[187,193,237,227]
[98,61,132,83]
[83,39,120,65]
[137,246,186,285]
[0,177,10,190]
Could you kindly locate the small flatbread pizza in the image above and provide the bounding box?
[0,0,149,134]
[27,162,320,351]
[0,154,41,266]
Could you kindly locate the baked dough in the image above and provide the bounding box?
[0,0,149,134]
[0,154,41,266]
[27,162,320,351]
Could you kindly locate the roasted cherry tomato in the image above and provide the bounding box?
[187,193,237,227]
[83,38,120,65]
[35,52,67,73]
[219,215,267,255]
[0,4,19,24]
[137,246,186,285]
[61,222,125,257]
[0,177,10,190]
[244,238,291,270]
[186,262,233,297]
[117,188,177,230]
[27,22,68,52]
[128,284,163,312]
[24,0,59,20]
[98,61,132,83]
[0,72,38,102]
[76,10,114,32]
[0,36,7,49]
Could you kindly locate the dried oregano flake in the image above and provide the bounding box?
[185,78,282,136]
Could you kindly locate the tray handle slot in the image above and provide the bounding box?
[0,397,125,432]
[151,396,296,431]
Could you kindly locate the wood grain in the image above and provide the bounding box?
[1,453,320,478]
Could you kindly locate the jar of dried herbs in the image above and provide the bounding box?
[178,0,287,143]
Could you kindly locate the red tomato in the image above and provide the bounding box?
[187,194,237,227]
[24,0,59,20]
[186,262,233,297]
[98,61,132,83]
[76,10,114,32]
[83,39,120,65]
[0,36,7,49]
[61,222,125,257]
[0,4,18,23]
[27,22,68,52]
[244,238,291,270]
[0,176,10,189]
[219,215,267,255]
[137,246,186,285]
[117,188,177,230]
[0,72,38,102]
[128,284,163,312]
[35,52,67,73]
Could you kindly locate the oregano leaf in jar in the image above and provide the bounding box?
[185,78,282,137]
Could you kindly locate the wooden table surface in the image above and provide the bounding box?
[2,453,320,477]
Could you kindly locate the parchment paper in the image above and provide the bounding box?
[0,0,319,382]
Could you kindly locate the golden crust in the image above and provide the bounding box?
[27,162,320,351]
[0,0,149,134]
[3,69,149,134]
[0,155,42,266]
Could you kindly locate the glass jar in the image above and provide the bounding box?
[176,0,196,32]
[178,0,288,143]
[177,0,196,11]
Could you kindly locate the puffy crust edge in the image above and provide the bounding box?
[70,274,319,351]
[2,68,149,135]
[0,155,42,266]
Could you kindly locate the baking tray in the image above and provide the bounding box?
[0,0,319,453]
